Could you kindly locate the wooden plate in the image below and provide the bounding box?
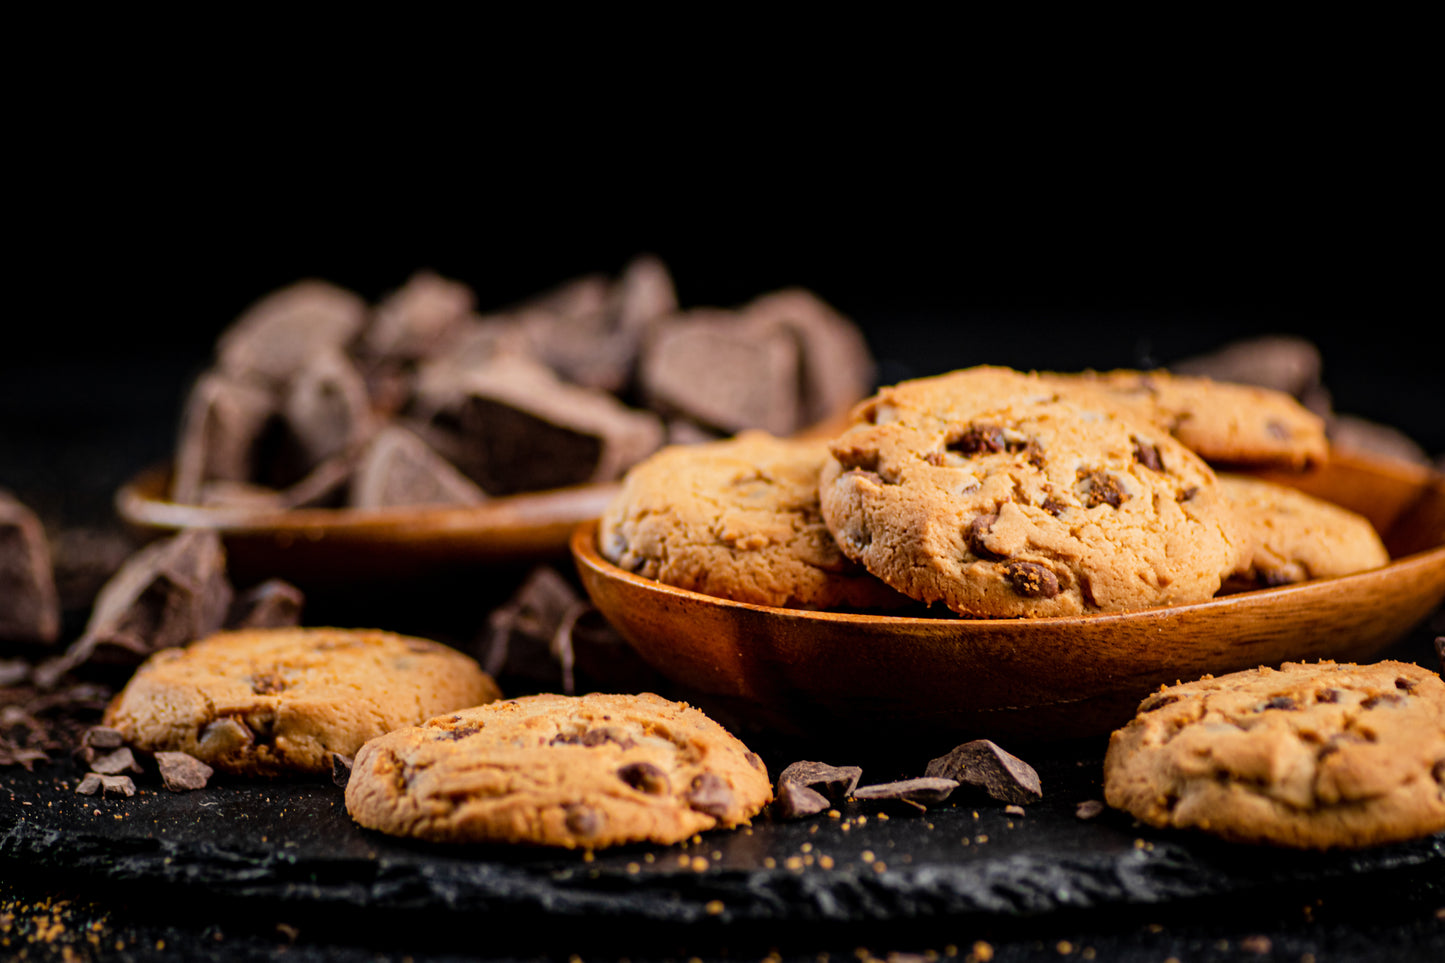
[117,465,618,586]
[572,451,1445,743]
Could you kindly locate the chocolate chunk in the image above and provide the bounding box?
[924,739,1043,806]
[281,349,376,468]
[216,280,369,387]
[0,491,60,645]
[1328,414,1432,466]
[772,779,831,820]
[363,270,476,362]
[227,579,305,630]
[75,773,136,797]
[552,726,636,750]
[611,254,679,335]
[852,777,958,810]
[949,425,1006,456]
[49,527,137,613]
[564,804,603,837]
[329,752,353,789]
[414,355,663,494]
[639,309,804,436]
[741,288,874,427]
[90,747,143,775]
[36,530,233,687]
[777,761,862,804]
[1041,497,1068,517]
[81,726,125,750]
[1318,688,1341,704]
[157,751,214,792]
[685,772,735,818]
[617,761,671,795]
[1076,470,1127,508]
[1361,693,1406,709]
[1075,799,1106,820]
[477,566,590,694]
[1262,696,1298,711]
[966,514,1003,561]
[1003,561,1060,600]
[1395,677,1419,692]
[1132,438,1164,472]
[1173,336,1323,399]
[170,372,278,504]
[348,426,488,509]
[197,717,253,756]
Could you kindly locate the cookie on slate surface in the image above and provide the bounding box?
[819,366,1244,617]
[599,432,907,610]
[1218,474,1391,589]
[344,692,773,848]
[1042,368,1329,469]
[103,628,500,777]
[1104,661,1445,849]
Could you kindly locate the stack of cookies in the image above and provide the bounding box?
[600,364,1389,617]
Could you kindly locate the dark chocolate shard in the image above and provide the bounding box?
[777,761,862,804]
[363,270,475,363]
[157,751,214,792]
[76,773,136,797]
[686,772,735,819]
[216,280,369,387]
[90,747,143,776]
[36,530,232,688]
[852,777,958,809]
[414,355,662,494]
[0,491,60,645]
[924,739,1043,806]
[477,566,586,692]
[81,726,125,750]
[282,349,376,468]
[170,372,278,504]
[349,426,488,509]
[772,779,831,820]
[227,579,305,630]
[329,752,353,789]
[639,309,803,436]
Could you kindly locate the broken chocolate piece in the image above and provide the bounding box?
[1003,561,1060,599]
[49,527,137,613]
[772,779,831,820]
[90,746,143,776]
[363,270,476,362]
[329,752,353,788]
[216,280,369,387]
[924,739,1043,805]
[1075,799,1106,820]
[37,530,232,687]
[154,751,213,791]
[282,349,376,468]
[476,566,587,692]
[1173,335,1323,399]
[75,772,136,797]
[1328,414,1432,467]
[170,372,278,505]
[227,579,305,630]
[349,425,488,509]
[742,287,874,428]
[198,716,253,756]
[851,777,958,810]
[413,355,663,495]
[639,309,803,437]
[0,491,60,645]
[777,761,862,804]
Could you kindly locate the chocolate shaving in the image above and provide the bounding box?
[157,751,214,792]
[924,739,1043,805]
[851,777,958,810]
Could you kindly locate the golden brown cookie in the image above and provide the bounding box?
[1218,474,1390,589]
[103,627,500,776]
[819,367,1245,617]
[1042,368,1329,469]
[1103,661,1445,849]
[344,692,773,848]
[599,432,907,609]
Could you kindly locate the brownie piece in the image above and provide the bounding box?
[0,491,60,644]
[639,309,803,436]
[412,356,663,495]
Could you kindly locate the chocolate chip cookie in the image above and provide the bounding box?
[1043,369,1329,469]
[344,692,773,848]
[819,366,1245,617]
[1104,660,1445,848]
[599,432,907,609]
[1218,474,1391,589]
[103,627,501,776]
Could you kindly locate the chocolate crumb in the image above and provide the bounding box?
[925,739,1043,805]
[157,751,214,792]
[1075,799,1105,820]
[76,773,135,797]
[81,726,125,750]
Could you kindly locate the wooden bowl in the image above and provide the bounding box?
[572,451,1445,743]
[117,465,618,586]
